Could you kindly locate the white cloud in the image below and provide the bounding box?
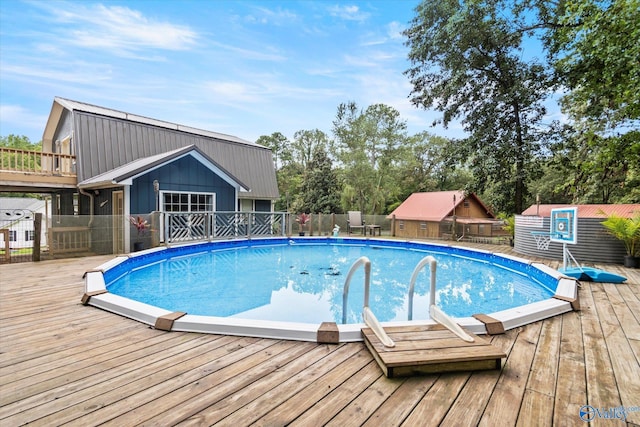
[0,105,48,140]
[387,21,405,40]
[0,62,113,85]
[327,5,370,21]
[245,6,299,25]
[207,40,286,62]
[37,2,198,55]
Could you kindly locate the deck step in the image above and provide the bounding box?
[362,324,506,378]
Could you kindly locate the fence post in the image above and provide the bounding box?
[391,214,396,237]
[33,212,42,261]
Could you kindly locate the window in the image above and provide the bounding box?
[9,230,17,241]
[162,191,215,212]
[25,230,35,241]
[420,222,427,230]
[399,221,404,231]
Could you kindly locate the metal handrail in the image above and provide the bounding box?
[342,256,371,324]
[407,255,474,342]
[342,256,395,347]
[407,255,437,321]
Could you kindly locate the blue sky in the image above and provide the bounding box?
[0,0,457,144]
[0,0,557,145]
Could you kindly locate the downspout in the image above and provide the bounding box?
[78,187,95,227]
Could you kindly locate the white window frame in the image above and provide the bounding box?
[158,190,216,242]
[160,190,216,213]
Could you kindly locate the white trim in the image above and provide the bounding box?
[86,238,579,342]
[124,186,131,253]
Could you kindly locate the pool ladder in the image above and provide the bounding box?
[408,256,474,342]
[342,256,395,347]
[342,256,474,346]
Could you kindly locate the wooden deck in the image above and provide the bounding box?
[1,243,639,426]
[362,325,506,377]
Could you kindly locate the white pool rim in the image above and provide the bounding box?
[83,237,579,342]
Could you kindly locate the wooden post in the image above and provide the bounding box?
[33,213,42,262]
[391,214,396,237]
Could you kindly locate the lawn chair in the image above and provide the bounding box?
[347,211,366,235]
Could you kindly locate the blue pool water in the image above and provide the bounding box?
[105,238,556,324]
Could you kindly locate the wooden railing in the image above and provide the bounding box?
[48,227,90,255]
[0,147,76,176]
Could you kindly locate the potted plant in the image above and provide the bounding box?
[498,213,515,246]
[296,213,311,236]
[600,212,640,268]
[130,215,149,251]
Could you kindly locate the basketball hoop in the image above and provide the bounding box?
[531,232,551,251]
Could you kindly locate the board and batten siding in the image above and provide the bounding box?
[514,215,627,264]
[70,111,278,200]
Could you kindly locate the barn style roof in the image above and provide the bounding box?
[43,97,279,200]
[78,145,248,191]
[387,190,494,221]
[521,204,640,218]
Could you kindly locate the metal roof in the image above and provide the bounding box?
[78,145,249,191]
[0,197,45,212]
[521,204,640,218]
[46,97,279,200]
[53,97,258,147]
[387,191,495,221]
[0,197,46,228]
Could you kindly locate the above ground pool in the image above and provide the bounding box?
[84,237,579,342]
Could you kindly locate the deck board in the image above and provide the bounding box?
[1,243,639,426]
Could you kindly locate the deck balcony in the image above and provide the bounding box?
[0,147,77,191]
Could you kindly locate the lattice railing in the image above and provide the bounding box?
[163,211,286,244]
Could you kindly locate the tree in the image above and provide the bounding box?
[0,134,40,149]
[255,132,291,170]
[510,0,640,204]
[300,146,341,214]
[404,0,553,213]
[332,102,407,214]
[542,0,640,130]
[291,129,331,170]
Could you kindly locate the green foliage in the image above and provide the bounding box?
[0,134,43,181]
[600,212,640,256]
[549,0,640,129]
[300,146,341,214]
[332,102,408,214]
[404,0,552,214]
[292,129,330,169]
[256,132,291,170]
[497,213,515,237]
[0,134,40,149]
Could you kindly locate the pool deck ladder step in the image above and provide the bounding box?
[343,255,506,378]
[361,324,506,378]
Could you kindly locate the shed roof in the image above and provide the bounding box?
[521,204,640,219]
[387,191,494,221]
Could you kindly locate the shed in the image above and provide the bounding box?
[387,191,506,240]
[514,204,640,264]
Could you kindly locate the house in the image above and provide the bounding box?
[0,197,48,252]
[0,97,279,253]
[515,203,640,264]
[387,190,505,240]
